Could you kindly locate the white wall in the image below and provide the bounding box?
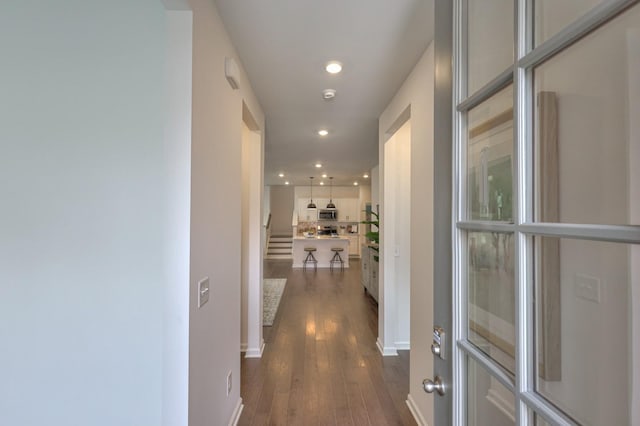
[188,0,265,424]
[270,185,295,234]
[294,185,361,199]
[163,6,192,425]
[359,184,372,219]
[371,165,380,214]
[0,1,171,424]
[379,43,435,425]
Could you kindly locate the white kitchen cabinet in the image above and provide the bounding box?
[360,245,378,302]
[347,235,360,256]
[369,253,379,302]
[331,198,342,217]
[360,245,370,289]
[315,198,330,210]
[297,198,317,221]
[337,198,360,222]
[352,199,362,221]
[298,197,360,222]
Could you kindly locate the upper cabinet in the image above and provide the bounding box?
[297,198,317,221]
[297,197,362,223]
[315,198,330,211]
[337,198,360,222]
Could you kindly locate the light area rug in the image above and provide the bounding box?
[263,278,287,326]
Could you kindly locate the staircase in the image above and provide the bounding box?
[266,234,293,260]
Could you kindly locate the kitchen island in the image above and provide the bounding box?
[292,236,350,268]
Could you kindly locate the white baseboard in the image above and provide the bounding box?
[227,398,243,426]
[406,394,428,426]
[244,340,265,358]
[376,337,398,356]
[395,341,410,350]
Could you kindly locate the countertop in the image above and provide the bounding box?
[293,235,349,240]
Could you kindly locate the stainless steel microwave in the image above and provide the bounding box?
[318,209,337,221]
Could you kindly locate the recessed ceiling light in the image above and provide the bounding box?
[322,174,327,178]
[285,181,289,185]
[278,173,284,177]
[363,174,369,178]
[318,129,329,136]
[325,61,342,74]
[353,182,359,186]
[320,182,324,186]
[315,163,322,168]
[322,89,336,100]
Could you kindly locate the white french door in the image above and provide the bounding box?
[438,0,640,425]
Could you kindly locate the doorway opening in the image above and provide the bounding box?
[379,114,411,356]
[241,102,265,358]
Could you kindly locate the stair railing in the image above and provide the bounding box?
[264,213,272,252]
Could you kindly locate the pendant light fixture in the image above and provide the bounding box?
[307,177,317,208]
[326,177,336,208]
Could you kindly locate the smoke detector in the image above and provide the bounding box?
[322,89,336,100]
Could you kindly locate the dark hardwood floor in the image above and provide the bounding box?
[239,259,416,426]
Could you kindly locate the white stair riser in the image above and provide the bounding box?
[265,255,293,260]
[266,235,293,259]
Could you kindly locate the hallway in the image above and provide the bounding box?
[239,260,416,425]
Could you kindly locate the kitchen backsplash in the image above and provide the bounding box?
[296,222,360,235]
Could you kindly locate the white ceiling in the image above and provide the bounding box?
[214,0,435,186]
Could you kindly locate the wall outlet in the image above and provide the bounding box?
[198,277,210,308]
[226,371,232,396]
[574,273,601,303]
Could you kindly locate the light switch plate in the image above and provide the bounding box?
[198,277,210,308]
[574,273,601,303]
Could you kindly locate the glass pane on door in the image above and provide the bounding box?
[467,85,514,222]
[454,0,640,424]
[468,231,515,372]
[532,412,552,425]
[467,356,516,426]
[533,4,640,226]
[467,0,514,94]
[534,0,614,46]
[534,236,635,425]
